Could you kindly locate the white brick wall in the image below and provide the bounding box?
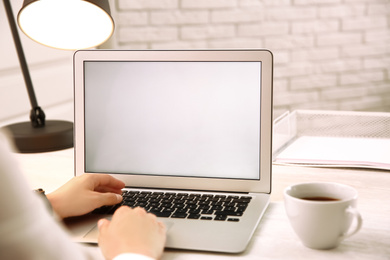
[110,0,390,117]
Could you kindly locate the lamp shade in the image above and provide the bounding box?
[17,0,114,50]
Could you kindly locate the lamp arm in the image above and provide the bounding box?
[3,0,45,127]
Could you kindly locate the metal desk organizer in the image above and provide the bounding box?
[272,110,390,170]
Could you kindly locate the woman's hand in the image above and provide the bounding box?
[47,174,125,219]
[98,206,166,260]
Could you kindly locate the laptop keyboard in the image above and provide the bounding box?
[92,190,253,222]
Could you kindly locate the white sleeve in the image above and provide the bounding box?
[114,253,155,260]
[0,132,104,260]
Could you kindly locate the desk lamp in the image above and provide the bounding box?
[1,0,114,153]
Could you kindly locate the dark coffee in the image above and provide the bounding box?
[300,196,340,202]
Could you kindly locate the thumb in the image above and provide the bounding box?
[98,218,110,233]
[97,193,123,207]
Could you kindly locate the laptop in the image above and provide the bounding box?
[68,49,273,253]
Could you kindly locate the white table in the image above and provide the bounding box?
[16,148,390,260]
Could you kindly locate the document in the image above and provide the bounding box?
[274,136,390,170]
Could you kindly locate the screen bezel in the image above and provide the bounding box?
[74,50,273,194]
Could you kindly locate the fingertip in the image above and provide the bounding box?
[133,206,147,215]
[115,194,123,203]
[97,218,107,229]
[101,193,122,207]
[115,205,130,215]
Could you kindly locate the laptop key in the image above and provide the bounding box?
[175,208,188,214]
[214,215,227,221]
[188,208,201,214]
[201,209,214,215]
[152,211,172,218]
[214,210,243,216]
[172,212,188,218]
[188,214,201,219]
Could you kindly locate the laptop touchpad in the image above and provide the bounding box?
[83,220,174,241]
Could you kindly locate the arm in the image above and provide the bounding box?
[0,133,103,260]
[0,132,166,260]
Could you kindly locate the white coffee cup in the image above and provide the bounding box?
[284,182,362,250]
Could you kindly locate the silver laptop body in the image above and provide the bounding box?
[69,49,273,253]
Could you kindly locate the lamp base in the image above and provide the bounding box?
[2,120,73,153]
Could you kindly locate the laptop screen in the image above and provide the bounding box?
[84,61,261,180]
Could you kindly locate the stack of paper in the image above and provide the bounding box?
[274,136,390,171]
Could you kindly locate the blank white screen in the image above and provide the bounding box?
[85,61,261,180]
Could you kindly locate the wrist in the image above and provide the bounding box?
[46,192,65,219]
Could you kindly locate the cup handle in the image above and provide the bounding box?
[340,206,363,239]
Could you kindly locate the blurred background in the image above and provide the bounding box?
[1,0,389,123]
